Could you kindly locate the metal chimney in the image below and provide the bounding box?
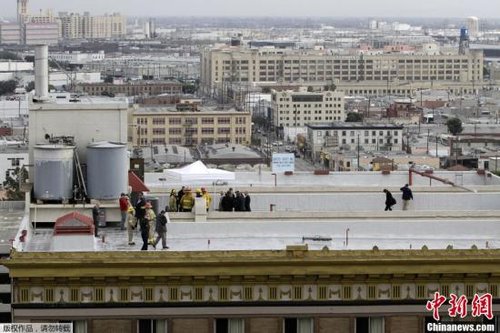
[34,45,49,101]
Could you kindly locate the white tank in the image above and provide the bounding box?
[34,145,75,201]
[87,142,128,200]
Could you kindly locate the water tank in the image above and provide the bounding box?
[460,27,469,40]
[34,145,75,201]
[230,37,241,47]
[87,142,128,200]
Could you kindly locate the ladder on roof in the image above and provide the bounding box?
[73,148,88,201]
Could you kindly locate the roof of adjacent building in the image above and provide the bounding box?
[306,122,404,130]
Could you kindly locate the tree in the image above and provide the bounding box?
[26,81,55,93]
[0,51,20,61]
[307,86,314,92]
[261,87,271,94]
[2,167,28,201]
[446,117,463,135]
[345,112,363,122]
[324,83,337,91]
[26,81,35,92]
[0,80,17,96]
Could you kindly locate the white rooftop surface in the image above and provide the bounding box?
[25,217,500,252]
[30,96,129,109]
[146,170,500,189]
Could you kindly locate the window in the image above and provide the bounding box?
[218,128,230,134]
[215,318,244,333]
[152,128,165,135]
[152,117,165,125]
[202,128,214,135]
[10,158,21,167]
[284,318,313,333]
[169,128,182,135]
[202,117,214,124]
[356,317,384,333]
[218,117,231,124]
[138,319,167,333]
[169,118,181,125]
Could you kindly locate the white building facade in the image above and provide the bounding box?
[306,123,404,159]
[272,89,345,129]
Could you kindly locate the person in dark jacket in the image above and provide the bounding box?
[177,186,185,212]
[153,210,169,249]
[134,192,148,250]
[234,191,245,211]
[92,202,100,237]
[400,184,413,210]
[244,191,251,212]
[383,189,396,211]
[221,190,234,211]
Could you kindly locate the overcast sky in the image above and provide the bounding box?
[3,0,498,18]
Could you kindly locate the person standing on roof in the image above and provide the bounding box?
[145,202,156,246]
[92,202,100,237]
[180,187,195,212]
[118,193,129,230]
[400,184,413,210]
[244,191,251,212]
[201,187,212,212]
[383,189,396,211]
[135,192,148,250]
[153,210,169,249]
[177,186,185,212]
[126,203,137,246]
[168,189,177,212]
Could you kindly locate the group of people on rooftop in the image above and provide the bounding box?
[219,188,251,212]
[168,186,212,213]
[383,184,414,211]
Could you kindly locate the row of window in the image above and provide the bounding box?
[146,137,247,146]
[340,138,399,145]
[278,104,343,109]
[137,117,246,126]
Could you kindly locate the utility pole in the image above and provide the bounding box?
[426,129,430,154]
[357,133,360,171]
[435,135,438,158]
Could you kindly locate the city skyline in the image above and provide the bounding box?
[3,0,499,18]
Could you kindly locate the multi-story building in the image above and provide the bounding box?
[23,22,59,45]
[0,24,22,45]
[201,46,484,97]
[271,89,345,129]
[306,123,404,160]
[79,81,183,97]
[50,51,105,65]
[59,12,126,40]
[467,16,480,39]
[0,145,28,184]
[132,107,251,147]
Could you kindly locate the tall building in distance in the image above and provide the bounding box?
[201,45,484,98]
[16,0,28,23]
[3,0,127,44]
[59,12,126,39]
[467,16,480,39]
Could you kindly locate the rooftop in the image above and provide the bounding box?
[29,96,129,109]
[24,212,500,253]
[134,106,250,115]
[306,122,404,130]
[0,203,26,255]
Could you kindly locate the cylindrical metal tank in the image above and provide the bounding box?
[34,145,75,201]
[87,142,128,200]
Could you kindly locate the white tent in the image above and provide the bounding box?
[162,161,235,182]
